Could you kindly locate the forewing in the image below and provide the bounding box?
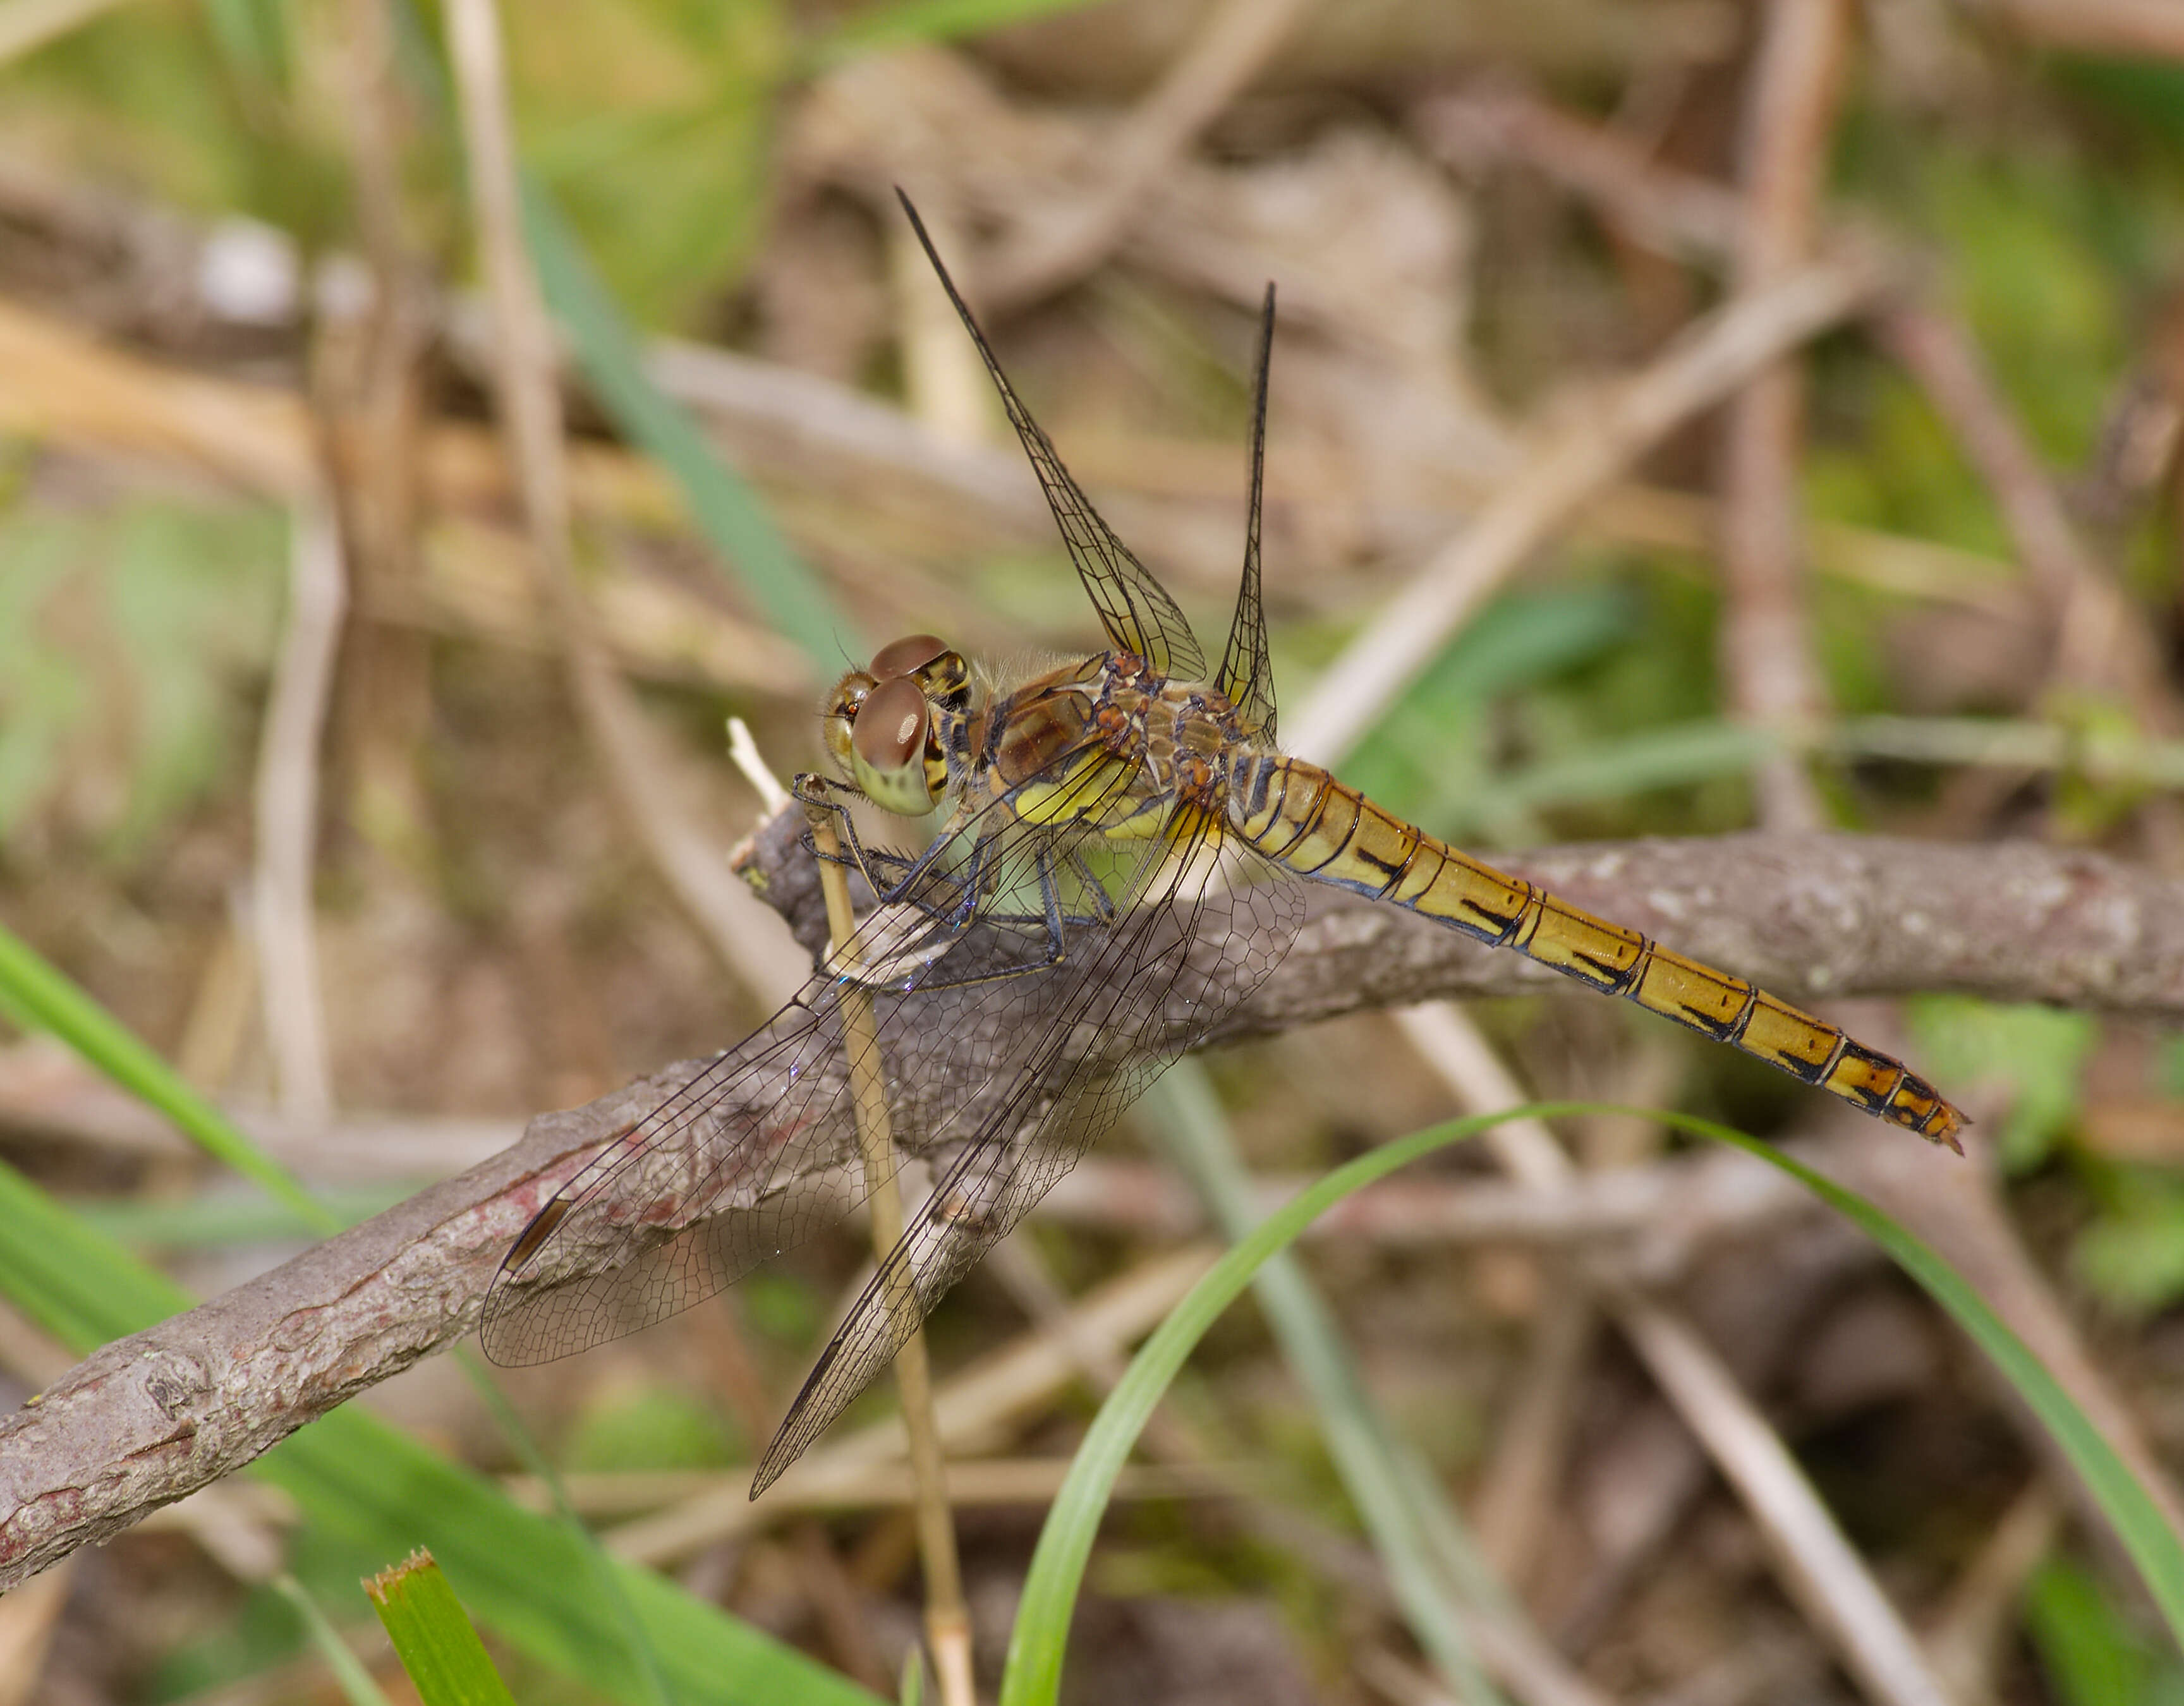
[480,758,1167,1367]
[1214,284,1278,741]
[750,817,1305,1492]
[895,190,1207,681]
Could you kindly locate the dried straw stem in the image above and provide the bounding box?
[806,808,973,1706]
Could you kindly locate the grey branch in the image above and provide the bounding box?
[6,822,2183,1588]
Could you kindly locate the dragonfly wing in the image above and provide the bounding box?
[1214,284,1278,742]
[480,783,1150,1367]
[751,816,1306,1492]
[895,190,1207,682]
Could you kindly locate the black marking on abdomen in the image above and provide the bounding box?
[1780,1031,1850,1086]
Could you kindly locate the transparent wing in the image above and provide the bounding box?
[753,809,1303,1492]
[476,749,1283,1370]
[895,190,1208,682]
[1214,284,1278,742]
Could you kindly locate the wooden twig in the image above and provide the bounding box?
[5,828,2184,1588]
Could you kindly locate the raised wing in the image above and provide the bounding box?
[753,809,1302,1492]
[1215,284,1278,741]
[895,190,1208,682]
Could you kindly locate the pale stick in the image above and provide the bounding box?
[805,801,974,1706]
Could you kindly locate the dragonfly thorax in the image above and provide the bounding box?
[824,633,968,818]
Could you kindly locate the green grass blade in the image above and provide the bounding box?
[1001,1101,2184,1703]
[0,1154,194,1343]
[1148,1065,1505,1706]
[518,182,856,674]
[0,1158,881,1706]
[367,1549,519,1706]
[272,1571,398,1706]
[1684,1113,2184,1641]
[459,1348,674,1706]
[0,922,336,1235]
[1002,1101,1519,1706]
[1486,719,1773,817]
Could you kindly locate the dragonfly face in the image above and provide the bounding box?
[480,189,1962,1500]
[823,634,963,818]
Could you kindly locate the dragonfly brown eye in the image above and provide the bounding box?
[869,634,949,681]
[852,676,927,770]
[849,674,940,814]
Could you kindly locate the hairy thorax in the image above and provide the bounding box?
[970,651,1251,841]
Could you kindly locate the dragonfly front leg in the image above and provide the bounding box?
[793,771,983,925]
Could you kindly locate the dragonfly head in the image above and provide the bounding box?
[824,634,960,816]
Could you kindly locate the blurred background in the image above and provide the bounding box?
[6,0,2184,1700]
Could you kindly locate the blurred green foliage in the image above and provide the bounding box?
[2027,1553,2184,1706]
[562,1381,746,1472]
[1908,996,2096,1173]
[2076,1175,2184,1316]
[511,0,786,327]
[9,1,2184,1695]
[0,496,283,861]
[143,1523,389,1703]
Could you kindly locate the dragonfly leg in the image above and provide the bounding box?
[794,771,985,924]
[1066,848,1122,924]
[888,842,1079,992]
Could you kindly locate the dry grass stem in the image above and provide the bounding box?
[1395,1003,1955,1706]
[1284,247,1890,766]
[250,501,344,1126]
[0,0,124,66]
[1717,0,1848,833]
[1471,1285,1596,1588]
[981,0,1316,310]
[0,1553,73,1706]
[1878,299,2179,729]
[598,1245,1216,1566]
[889,201,991,447]
[725,717,794,815]
[508,1459,1230,1519]
[1973,0,2184,61]
[441,0,804,1002]
[808,808,973,1706]
[1922,1479,2061,1703]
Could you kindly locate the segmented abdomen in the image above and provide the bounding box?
[1228,755,1965,1149]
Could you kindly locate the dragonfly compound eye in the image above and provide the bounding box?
[822,669,876,775]
[851,674,940,813]
[868,633,950,680]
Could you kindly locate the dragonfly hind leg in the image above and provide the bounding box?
[882,843,1091,992]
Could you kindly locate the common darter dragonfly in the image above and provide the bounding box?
[481,194,1965,1494]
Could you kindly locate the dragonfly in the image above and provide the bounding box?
[480,191,1965,1494]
